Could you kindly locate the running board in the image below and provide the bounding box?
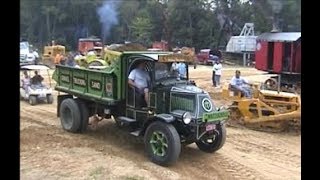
[130,129,141,137]
[118,116,136,124]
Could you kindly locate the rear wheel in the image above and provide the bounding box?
[196,123,226,153]
[144,121,181,166]
[75,99,89,133]
[59,98,81,133]
[29,96,37,106]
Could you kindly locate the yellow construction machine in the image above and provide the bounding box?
[222,83,301,132]
[42,45,66,68]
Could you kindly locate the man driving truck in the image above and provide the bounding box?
[128,61,151,107]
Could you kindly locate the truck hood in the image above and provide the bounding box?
[20,49,29,55]
[171,85,206,94]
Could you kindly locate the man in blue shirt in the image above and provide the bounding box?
[177,62,187,79]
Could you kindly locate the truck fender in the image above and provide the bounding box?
[155,114,175,123]
[141,114,176,136]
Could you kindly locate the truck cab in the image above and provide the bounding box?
[53,51,229,166]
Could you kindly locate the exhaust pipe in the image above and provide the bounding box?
[268,0,283,33]
[101,39,105,58]
[271,13,281,32]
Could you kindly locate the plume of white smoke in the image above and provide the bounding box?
[97,0,121,43]
[267,0,283,32]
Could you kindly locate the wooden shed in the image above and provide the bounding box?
[255,32,301,74]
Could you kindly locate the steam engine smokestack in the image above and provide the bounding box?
[97,0,120,58]
[102,38,105,58]
[268,0,283,32]
[271,13,280,33]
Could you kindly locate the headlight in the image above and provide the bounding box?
[182,112,192,124]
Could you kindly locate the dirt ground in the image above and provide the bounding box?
[20,65,301,180]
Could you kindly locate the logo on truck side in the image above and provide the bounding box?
[202,98,213,112]
[73,77,86,86]
[90,80,101,90]
[61,74,70,83]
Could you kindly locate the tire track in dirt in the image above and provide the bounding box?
[230,138,300,165]
[213,153,265,180]
[21,104,225,179]
[21,125,176,180]
[172,145,265,180]
[20,108,58,128]
[20,104,300,180]
[227,132,300,168]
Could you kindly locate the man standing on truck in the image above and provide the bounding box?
[128,61,151,107]
[171,61,179,77]
[177,62,187,79]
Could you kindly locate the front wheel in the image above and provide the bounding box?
[144,121,181,166]
[29,96,37,106]
[196,123,226,153]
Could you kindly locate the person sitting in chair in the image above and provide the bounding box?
[230,70,252,98]
[128,61,151,107]
[31,71,44,85]
[21,71,31,90]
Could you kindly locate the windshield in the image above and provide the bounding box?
[155,62,188,81]
[20,42,28,50]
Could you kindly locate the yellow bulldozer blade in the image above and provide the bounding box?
[222,84,301,132]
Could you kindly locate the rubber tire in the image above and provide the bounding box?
[47,94,54,104]
[144,121,181,166]
[88,61,103,66]
[29,96,37,106]
[75,99,89,133]
[59,98,82,133]
[196,123,226,153]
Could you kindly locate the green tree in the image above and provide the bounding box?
[130,14,154,46]
[20,0,300,51]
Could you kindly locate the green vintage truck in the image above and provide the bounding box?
[53,50,229,166]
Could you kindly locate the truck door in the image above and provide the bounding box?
[267,42,274,71]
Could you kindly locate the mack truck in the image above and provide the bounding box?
[53,51,229,166]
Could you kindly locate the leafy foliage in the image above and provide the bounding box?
[20,0,301,51]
